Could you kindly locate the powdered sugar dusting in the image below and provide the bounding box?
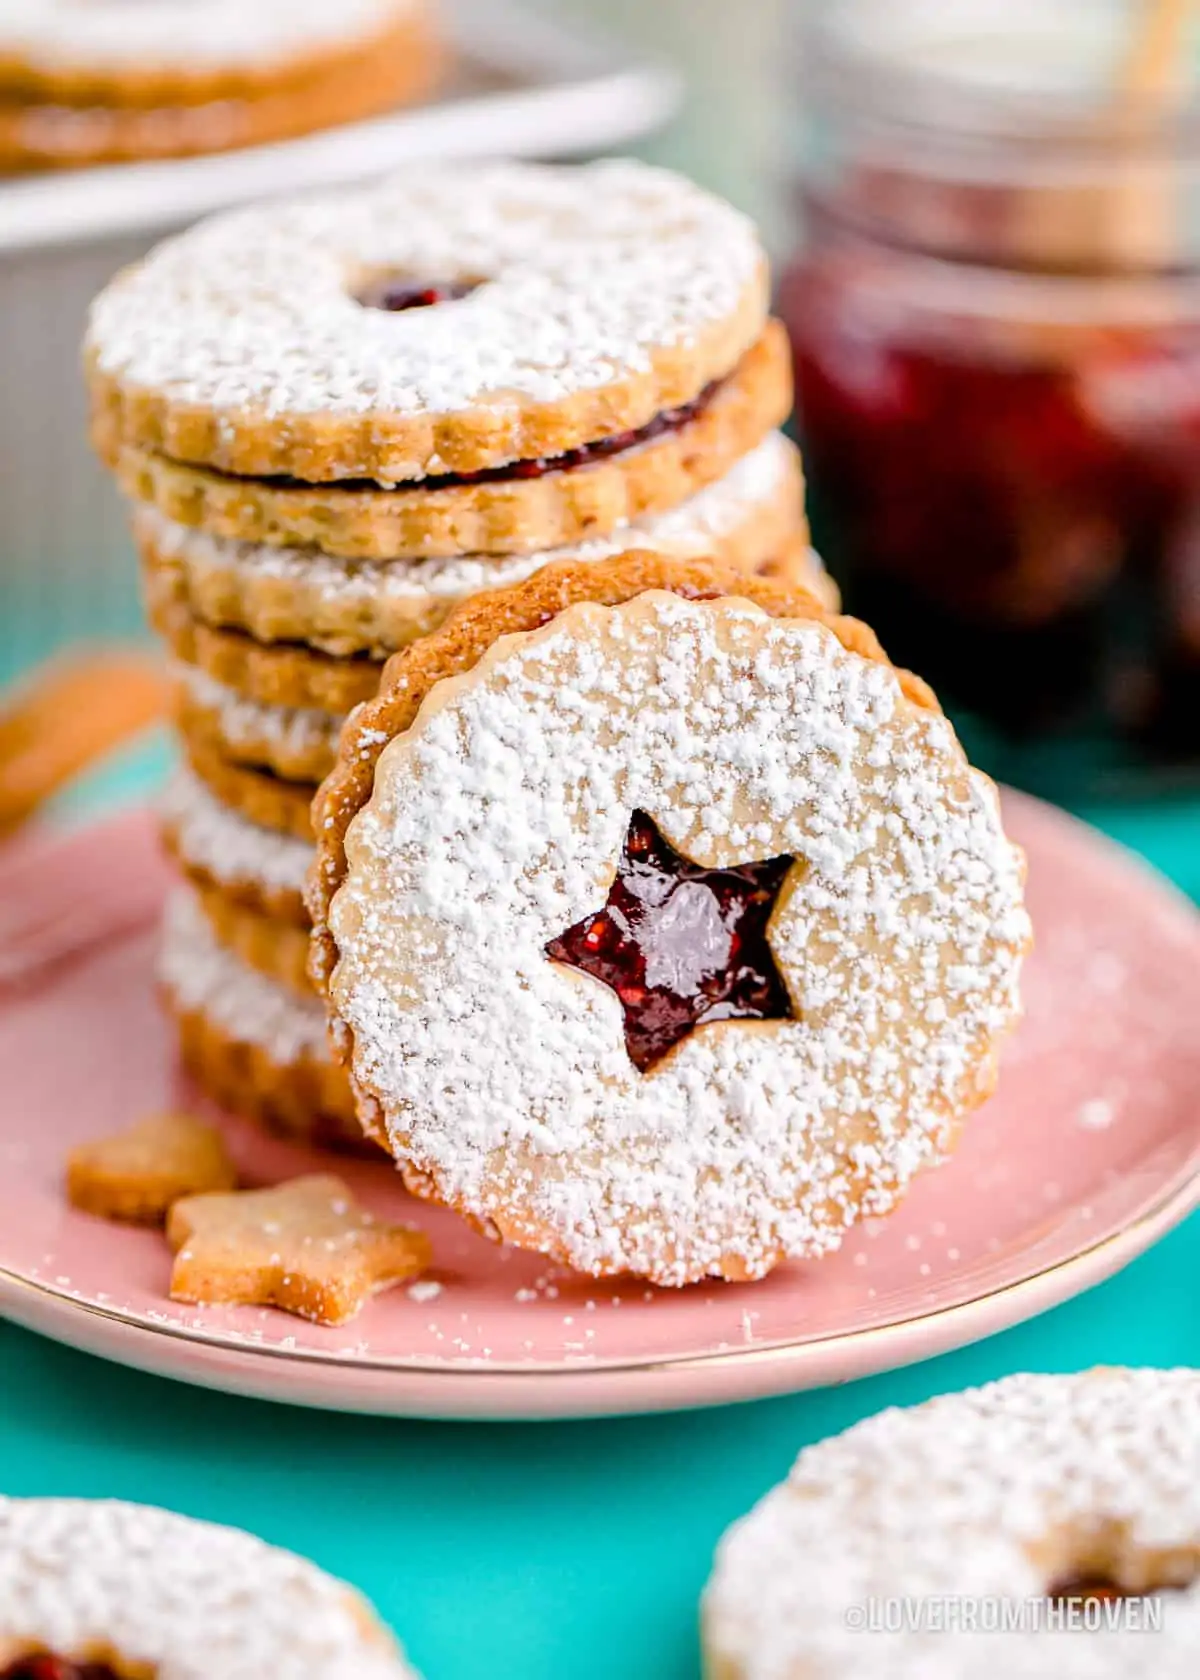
[329,592,1029,1284]
[0,0,417,72]
[705,1369,1200,1679]
[162,766,313,892]
[87,162,763,428]
[139,432,806,613]
[161,888,328,1063]
[0,1496,412,1677]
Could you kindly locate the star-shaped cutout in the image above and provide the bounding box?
[545,811,796,1073]
[167,1175,431,1326]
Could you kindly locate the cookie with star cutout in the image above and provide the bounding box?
[166,1173,430,1325]
[308,553,1030,1287]
[0,1496,415,1677]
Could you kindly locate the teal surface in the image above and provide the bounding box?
[2,751,1199,1679]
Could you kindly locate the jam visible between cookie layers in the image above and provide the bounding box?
[546,810,795,1074]
[1,1658,123,1680]
[266,379,721,493]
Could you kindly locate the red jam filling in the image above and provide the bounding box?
[781,245,1200,751]
[358,277,478,312]
[1,1660,123,1680]
[545,810,795,1073]
[270,379,720,493]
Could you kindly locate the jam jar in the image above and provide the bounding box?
[781,0,1200,793]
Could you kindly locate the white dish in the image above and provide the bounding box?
[0,0,680,256]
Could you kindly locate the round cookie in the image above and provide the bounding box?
[101,327,792,558]
[161,888,365,1154]
[309,554,1029,1286]
[161,767,312,927]
[703,1368,1200,1680]
[85,161,769,483]
[176,666,343,784]
[0,1494,411,1676]
[192,878,314,999]
[0,30,436,171]
[140,433,826,659]
[147,579,382,714]
[181,729,317,843]
[0,0,430,105]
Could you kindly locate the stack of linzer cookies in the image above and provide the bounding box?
[85,161,1029,1290]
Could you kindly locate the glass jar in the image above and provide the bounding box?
[780,0,1200,794]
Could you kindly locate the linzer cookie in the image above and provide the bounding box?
[0,0,432,104]
[703,1369,1200,1680]
[0,1496,414,1676]
[99,325,793,558]
[160,766,312,927]
[192,879,314,998]
[0,1,437,172]
[137,433,824,660]
[310,554,1030,1287]
[160,887,365,1153]
[84,162,770,484]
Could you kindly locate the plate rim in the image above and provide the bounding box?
[3,1141,1198,1398]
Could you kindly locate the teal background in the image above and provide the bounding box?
[0,738,1198,1678]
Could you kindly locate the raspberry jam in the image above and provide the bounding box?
[545,810,794,1073]
[358,278,477,312]
[784,235,1200,768]
[1,1659,122,1680]
[272,381,719,494]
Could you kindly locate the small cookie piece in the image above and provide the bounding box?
[85,161,768,483]
[167,1175,431,1325]
[160,766,313,928]
[0,1495,415,1677]
[102,329,794,560]
[67,1111,236,1227]
[703,1368,1200,1680]
[310,553,1029,1286]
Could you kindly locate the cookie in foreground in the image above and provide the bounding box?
[703,1368,1200,1679]
[309,553,1030,1286]
[0,1496,416,1676]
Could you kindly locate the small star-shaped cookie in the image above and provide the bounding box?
[66,1110,237,1226]
[166,1174,432,1326]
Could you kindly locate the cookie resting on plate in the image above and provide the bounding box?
[308,553,1031,1286]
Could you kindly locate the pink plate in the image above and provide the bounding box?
[1,795,1198,1419]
